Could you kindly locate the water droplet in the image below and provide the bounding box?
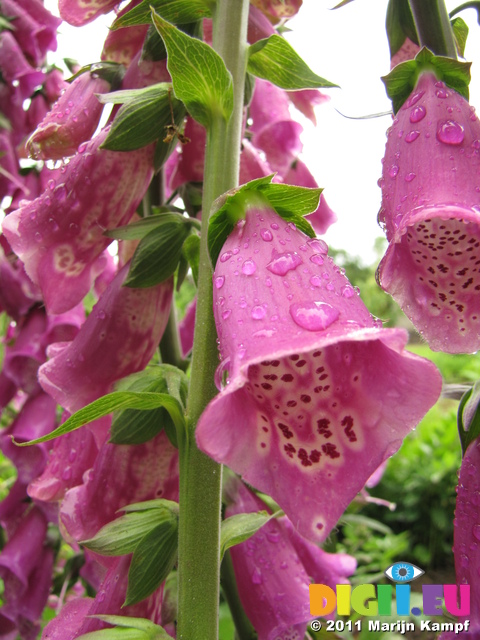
[97,310,106,320]
[310,253,324,266]
[271,222,279,230]
[214,276,224,289]
[222,309,232,320]
[242,259,257,275]
[307,238,328,254]
[34,232,43,243]
[290,301,339,331]
[436,89,449,99]
[280,561,288,570]
[326,282,335,291]
[267,531,280,543]
[54,185,67,201]
[410,105,426,123]
[220,251,233,263]
[62,468,72,481]
[389,165,399,178]
[266,251,303,276]
[261,228,273,241]
[251,306,266,320]
[48,217,59,232]
[406,90,425,108]
[437,120,465,145]
[405,172,416,182]
[405,130,420,143]
[252,568,263,585]
[68,450,77,463]
[78,141,88,153]
[341,285,355,298]
[310,275,322,287]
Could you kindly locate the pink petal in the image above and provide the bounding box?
[101,0,148,65]
[0,31,44,99]
[58,0,118,26]
[197,206,442,542]
[2,128,154,314]
[377,73,480,353]
[288,89,330,126]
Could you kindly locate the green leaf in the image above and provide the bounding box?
[207,177,319,266]
[106,211,188,241]
[122,498,179,513]
[382,46,471,113]
[77,615,171,639]
[247,35,337,91]
[181,233,201,286]
[451,16,469,58]
[125,218,191,287]
[100,84,186,152]
[151,11,233,127]
[0,16,15,31]
[13,391,185,446]
[458,382,480,456]
[220,512,276,559]
[125,519,178,605]
[111,365,188,445]
[112,0,212,29]
[81,503,178,556]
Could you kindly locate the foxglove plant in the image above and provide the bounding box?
[377,70,480,353]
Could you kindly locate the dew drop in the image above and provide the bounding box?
[310,275,322,287]
[436,89,449,99]
[34,232,42,243]
[242,259,257,275]
[251,306,266,320]
[310,254,324,266]
[388,165,399,178]
[437,120,465,145]
[341,284,355,298]
[48,179,56,190]
[214,276,225,289]
[261,228,273,241]
[405,172,416,182]
[252,568,263,585]
[271,222,279,230]
[97,310,106,320]
[78,142,88,153]
[290,301,339,331]
[266,251,303,276]
[307,238,328,254]
[405,130,420,143]
[62,468,72,481]
[54,185,67,201]
[410,105,426,123]
[222,309,232,320]
[406,90,425,108]
[220,251,233,263]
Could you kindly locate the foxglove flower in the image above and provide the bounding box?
[377,73,480,353]
[250,0,303,23]
[101,0,148,65]
[2,127,154,313]
[27,71,111,160]
[58,0,118,26]
[226,479,355,639]
[38,263,173,413]
[197,205,441,541]
[0,31,44,99]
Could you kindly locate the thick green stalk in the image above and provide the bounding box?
[176,1,249,638]
[408,0,457,58]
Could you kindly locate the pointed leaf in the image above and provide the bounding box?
[81,507,177,556]
[458,382,480,456]
[122,499,179,513]
[151,11,233,127]
[125,520,179,605]
[220,511,275,559]
[451,17,469,58]
[13,391,185,446]
[247,35,337,91]
[125,219,191,287]
[105,211,188,241]
[181,233,201,286]
[112,0,212,29]
[77,615,171,639]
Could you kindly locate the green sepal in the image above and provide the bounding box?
[12,391,186,446]
[112,0,212,29]
[0,15,15,31]
[125,517,178,606]
[386,0,418,58]
[124,217,192,288]
[208,175,320,266]
[98,84,186,152]
[382,46,471,113]
[81,500,179,556]
[247,35,337,91]
[181,233,200,286]
[105,211,188,241]
[76,615,171,639]
[451,17,469,58]
[458,382,480,456]
[151,10,233,128]
[68,62,125,88]
[220,511,278,559]
[111,365,188,447]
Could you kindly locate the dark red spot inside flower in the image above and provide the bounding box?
[300,394,311,403]
[317,418,332,438]
[281,374,294,382]
[284,443,296,458]
[286,400,297,407]
[289,354,299,361]
[295,359,306,367]
[298,448,312,466]
[322,443,341,459]
[278,422,293,439]
[313,350,322,357]
[261,383,272,390]
[310,449,321,463]
[264,374,278,380]
[315,366,325,374]
[342,415,357,442]
[262,426,268,432]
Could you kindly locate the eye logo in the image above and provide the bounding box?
[384,562,424,583]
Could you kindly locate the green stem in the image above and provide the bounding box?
[176,1,249,638]
[408,0,457,58]
[220,551,258,640]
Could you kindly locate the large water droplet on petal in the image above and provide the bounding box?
[406,90,425,108]
[242,259,257,275]
[266,251,303,276]
[410,105,426,123]
[214,276,225,289]
[289,301,339,331]
[405,172,416,182]
[405,130,420,143]
[436,89,449,99]
[341,284,355,298]
[261,228,273,241]
[220,251,233,263]
[307,238,328,254]
[437,120,465,145]
[310,254,324,266]
[251,306,266,320]
[388,165,399,178]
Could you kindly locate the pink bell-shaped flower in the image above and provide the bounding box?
[196,205,441,542]
[225,478,355,639]
[58,0,118,26]
[2,127,154,314]
[377,72,480,353]
[27,71,111,160]
[38,263,173,413]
